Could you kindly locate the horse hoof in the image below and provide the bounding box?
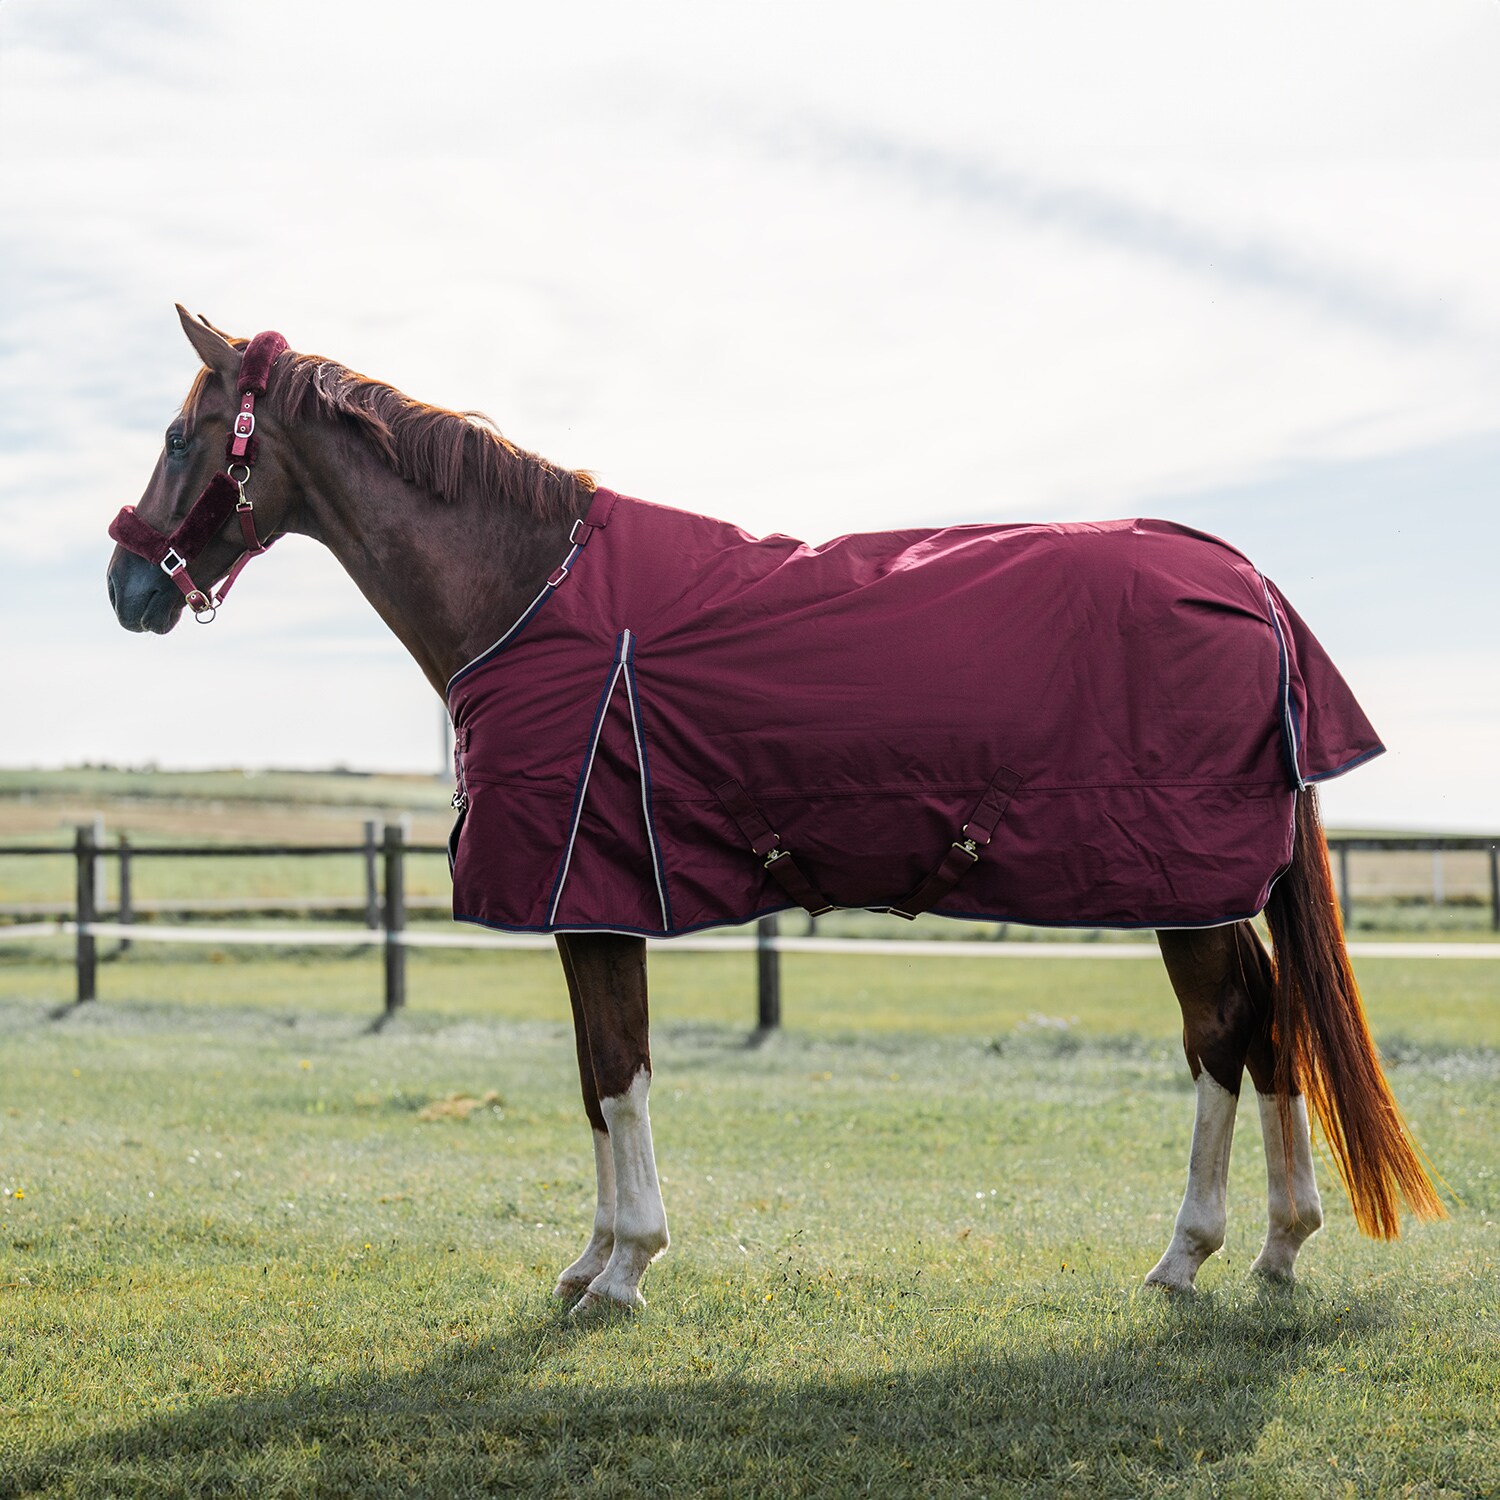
[569,1288,643,1319]
[553,1277,590,1303]
[1142,1271,1196,1295]
[1249,1263,1297,1289]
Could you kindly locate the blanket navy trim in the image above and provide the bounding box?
[446,495,613,692]
[447,583,560,691]
[1258,575,1307,791]
[546,633,629,926]
[1306,743,1387,783]
[450,902,1270,941]
[622,630,674,932]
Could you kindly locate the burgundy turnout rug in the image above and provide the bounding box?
[446,489,1381,937]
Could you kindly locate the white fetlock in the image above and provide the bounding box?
[1144,1229,1220,1293]
[577,1068,668,1311]
[571,1284,644,1318]
[555,1128,617,1301]
[554,1229,614,1300]
[1147,1072,1237,1292]
[1251,1093,1323,1285]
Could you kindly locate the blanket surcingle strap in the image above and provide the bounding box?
[714,779,837,917]
[887,764,1025,920]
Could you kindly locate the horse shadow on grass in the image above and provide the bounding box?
[7,1286,1383,1499]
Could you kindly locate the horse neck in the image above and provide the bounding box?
[287,426,576,695]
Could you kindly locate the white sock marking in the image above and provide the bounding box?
[1146,1070,1238,1291]
[576,1068,669,1312]
[554,1127,615,1296]
[1250,1092,1324,1281]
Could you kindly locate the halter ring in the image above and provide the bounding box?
[227,463,251,485]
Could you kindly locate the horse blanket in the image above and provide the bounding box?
[445,489,1381,937]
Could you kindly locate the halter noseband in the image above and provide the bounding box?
[108,329,288,624]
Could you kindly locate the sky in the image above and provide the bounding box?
[1,0,1497,829]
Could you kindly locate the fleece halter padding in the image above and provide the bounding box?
[108,329,288,622]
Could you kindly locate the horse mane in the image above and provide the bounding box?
[181,345,594,520]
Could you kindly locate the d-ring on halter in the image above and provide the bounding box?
[107,329,289,623]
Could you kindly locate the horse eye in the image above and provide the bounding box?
[167,431,188,454]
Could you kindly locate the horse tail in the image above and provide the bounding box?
[1262,786,1445,1239]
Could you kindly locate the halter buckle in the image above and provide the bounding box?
[160,548,186,576]
[233,411,255,438]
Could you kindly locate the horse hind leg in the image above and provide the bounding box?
[1145,924,1266,1291]
[1243,978,1324,1283]
[554,933,669,1314]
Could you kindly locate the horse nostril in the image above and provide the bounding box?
[107,572,118,612]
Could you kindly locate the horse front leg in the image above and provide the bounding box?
[1145,924,1267,1292]
[553,932,669,1313]
[552,936,616,1300]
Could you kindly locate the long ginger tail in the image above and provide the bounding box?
[1263,787,1445,1238]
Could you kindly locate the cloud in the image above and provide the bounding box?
[725,111,1474,347]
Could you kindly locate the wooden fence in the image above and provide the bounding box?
[2,825,1497,1022]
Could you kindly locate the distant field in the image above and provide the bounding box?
[2,767,1496,938]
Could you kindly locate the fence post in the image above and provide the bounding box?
[1336,843,1351,928]
[382,821,406,1016]
[756,913,781,1032]
[1490,844,1499,934]
[363,819,381,930]
[92,816,107,913]
[117,832,133,954]
[74,823,97,1002]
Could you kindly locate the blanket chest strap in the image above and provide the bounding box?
[714,779,836,917]
[888,765,1024,920]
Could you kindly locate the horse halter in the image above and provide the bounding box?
[107,330,288,624]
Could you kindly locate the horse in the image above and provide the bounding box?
[105,308,1444,1314]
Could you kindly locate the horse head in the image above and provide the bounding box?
[106,307,301,632]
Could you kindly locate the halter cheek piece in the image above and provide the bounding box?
[107,330,288,624]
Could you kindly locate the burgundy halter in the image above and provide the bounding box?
[108,330,288,623]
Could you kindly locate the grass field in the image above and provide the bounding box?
[1,940,1496,1498]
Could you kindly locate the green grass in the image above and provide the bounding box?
[0,766,453,813]
[1,945,1496,1497]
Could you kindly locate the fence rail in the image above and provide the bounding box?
[3,825,1498,1021]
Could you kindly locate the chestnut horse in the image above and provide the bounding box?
[105,309,1443,1313]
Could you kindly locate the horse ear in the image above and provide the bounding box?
[175,303,239,381]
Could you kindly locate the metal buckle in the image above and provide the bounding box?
[160,548,186,576]
[569,518,590,546]
[545,560,569,588]
[953,838,980,863]
[234,411,255,438]
[763,847,787,868]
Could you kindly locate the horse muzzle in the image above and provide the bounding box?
[107,548,186,634]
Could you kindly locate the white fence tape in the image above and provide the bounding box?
[2,920,1498,960]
